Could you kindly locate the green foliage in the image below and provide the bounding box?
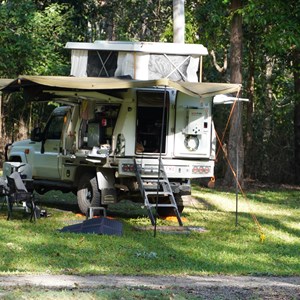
[0,0,36,77]
[192,0,299,183]
[246,57,295,182]
[194,0,231,51]
[91,0,173,42]
[29,3,75,75]
[1,1,80,77]
[0,0,82,139]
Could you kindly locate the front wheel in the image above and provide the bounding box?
[77,173,100,215]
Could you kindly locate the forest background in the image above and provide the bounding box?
[0,0,299,185]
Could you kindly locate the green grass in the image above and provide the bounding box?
[0,184,299,276]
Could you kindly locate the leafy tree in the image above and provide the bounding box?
[194,0,299,184]
[0,0,81,142]
[242,0,299,183]
[89,0,173,42]
[0,0,36,77]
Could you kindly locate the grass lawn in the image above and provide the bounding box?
[0,184,299,276]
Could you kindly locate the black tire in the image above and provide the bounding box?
[157,205,184,217]
[77,173,101,215]
[34,187,48,195]
[156,195,184,217]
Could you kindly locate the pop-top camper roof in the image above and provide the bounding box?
[0,41,242,104]
[65,40,208,82]
[65,40,208,55]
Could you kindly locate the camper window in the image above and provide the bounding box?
[136,91,169,153]
[87,51,118,77]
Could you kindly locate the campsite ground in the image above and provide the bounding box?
[0,274,299,299]
[0,183,299,299]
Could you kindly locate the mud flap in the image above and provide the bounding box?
[96,168,117,205]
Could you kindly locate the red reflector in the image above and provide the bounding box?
[101,118,107,126]
[24,149,30,154]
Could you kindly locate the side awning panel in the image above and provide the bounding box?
[0,76,242,102]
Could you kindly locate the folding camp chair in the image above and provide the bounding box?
[6,172,37,222]
[0,177,9,211]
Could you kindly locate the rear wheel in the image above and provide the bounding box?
[77,173,100,215]
[156,194,184,217]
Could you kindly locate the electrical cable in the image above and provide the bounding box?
[215,120,265,242]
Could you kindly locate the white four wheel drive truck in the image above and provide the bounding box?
[1,41,241,224]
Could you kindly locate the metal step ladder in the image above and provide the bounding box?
[134,158,183,226]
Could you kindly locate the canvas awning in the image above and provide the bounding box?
[0,78,14,90]
[0,75,241,102]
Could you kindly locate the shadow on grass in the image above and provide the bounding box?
[245,189,300,209]
[107,200,149,218]
[36,191,188,221]
[256,213,300,238]
[190,194,220,211]
[35,191,151,221]
[193,182,300,209]
[35,191,79,212]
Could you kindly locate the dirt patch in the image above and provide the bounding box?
[0,274,299,299]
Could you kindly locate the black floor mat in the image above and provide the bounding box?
[59,217,123,236]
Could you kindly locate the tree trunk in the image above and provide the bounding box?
[244,42,255,178]
[293,48,300,184]
[173,0,185,43]
[224,0,244,187]
[260,56,274,180]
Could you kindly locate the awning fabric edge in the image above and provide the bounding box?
[0,75,241,98]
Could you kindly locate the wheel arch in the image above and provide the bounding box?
[8,153,26,163]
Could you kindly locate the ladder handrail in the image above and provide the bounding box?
[134,158,183,226]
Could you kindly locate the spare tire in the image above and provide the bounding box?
[77,173,100,215]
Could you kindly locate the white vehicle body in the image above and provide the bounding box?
[1,41,241,216]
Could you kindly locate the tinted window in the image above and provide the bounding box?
[44,115,65,139]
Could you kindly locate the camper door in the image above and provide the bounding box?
[136,90,169,154]
[174,92,212,158]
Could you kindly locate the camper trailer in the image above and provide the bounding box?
[2,41,241,225]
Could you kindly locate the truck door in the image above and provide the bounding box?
[33,109,67,179]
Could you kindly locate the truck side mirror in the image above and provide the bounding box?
[30,127,43,142]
